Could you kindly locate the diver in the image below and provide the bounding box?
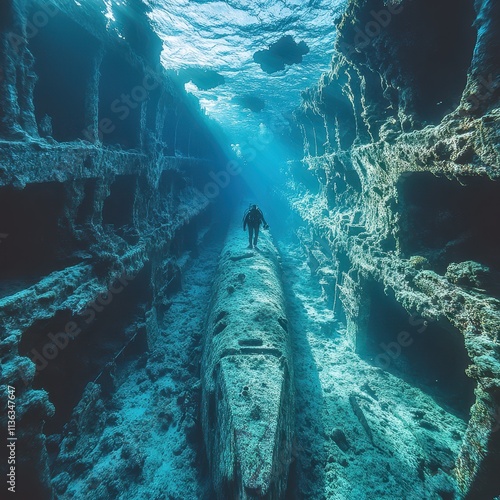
[243,204,268,249]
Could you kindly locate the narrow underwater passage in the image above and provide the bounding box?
[276,236,469,499]
[45,221,473,499]
[1,1,499,499]
[50,222,227,499]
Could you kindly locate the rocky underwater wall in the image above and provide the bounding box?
[0,1,230,497]
[287,0,500,497]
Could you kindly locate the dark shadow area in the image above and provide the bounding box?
[98,54,143,149]
[159,169,187,201]
[336,0,476,134]
[363,285,476,420]
[254,35,309,74]
[398,173,500,273]
[75,179,97,225]
[393,0,477,124]
[102,175,137,228]
[29,11,100,142]
[466,428,500,499]
[0,182,71,280]
[289,160,320,193]
[170,216,199,257]
[18,264,153,435]
[0,3,13,138]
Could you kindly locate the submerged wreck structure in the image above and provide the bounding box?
[0,0,499,498]
[286,0,500,497]
[0,1,229,498]
[201,214,294,499]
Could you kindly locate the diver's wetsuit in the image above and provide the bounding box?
[243,206,267,248]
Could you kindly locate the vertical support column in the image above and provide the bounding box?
[92,178,111,226]
[0,0,33,138]
[13,0,38,138]
[82,47,104,143]
[62,179,88,238]
[0,0,62,138]
[0,1,15,137]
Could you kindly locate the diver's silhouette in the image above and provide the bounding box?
[243,204,268,248]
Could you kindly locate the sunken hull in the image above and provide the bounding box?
[201,215,294,499]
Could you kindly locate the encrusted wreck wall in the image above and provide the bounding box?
[0,1,227,497]
[288,0,500,497]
